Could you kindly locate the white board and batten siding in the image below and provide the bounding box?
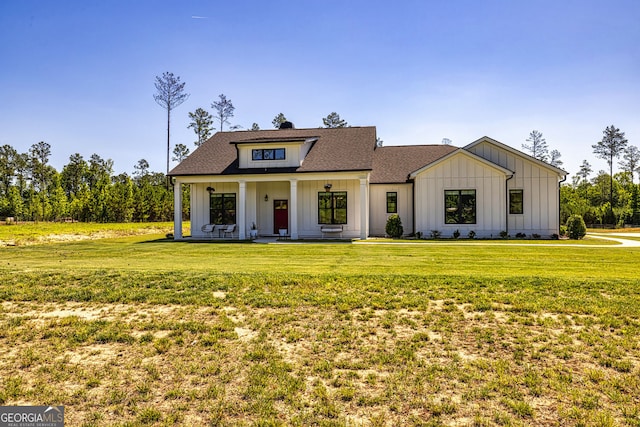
[466,139,564,237]
[296,179,364,239]
[189,177,366,239]
[369,184,413,237]
[190,182,242,238]
[413,152,507,239]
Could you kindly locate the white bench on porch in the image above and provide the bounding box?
[321,224,343,238]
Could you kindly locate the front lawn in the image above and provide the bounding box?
[1,231,639,426]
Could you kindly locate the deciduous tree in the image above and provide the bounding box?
[0,144,18,196]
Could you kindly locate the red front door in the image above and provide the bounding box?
[274,200,288,234]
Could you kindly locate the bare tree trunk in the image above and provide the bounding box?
[166,108,170,189]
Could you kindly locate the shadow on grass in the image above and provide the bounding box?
[137,237,254,244]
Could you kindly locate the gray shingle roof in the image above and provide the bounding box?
[168,126,377,176]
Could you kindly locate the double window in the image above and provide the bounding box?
[210,193,236,224]
[318,191,347,224]
[509,189,524,214]
[444,190,476,224]
[386,192,397,213]
[252,148,285,161]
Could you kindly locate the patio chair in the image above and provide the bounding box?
[222,224,236,238]
[201,224,215,238]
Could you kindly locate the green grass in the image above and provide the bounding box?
[0,225,639,425]
[0,221,178,246]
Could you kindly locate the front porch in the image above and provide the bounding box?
[172,174,369,241]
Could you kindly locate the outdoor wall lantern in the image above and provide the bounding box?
[324,183,332,192]
[264,194,269,202]
[206,186,215,194]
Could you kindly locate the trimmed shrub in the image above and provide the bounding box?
[566,214,587,239]
[385,214,404,238]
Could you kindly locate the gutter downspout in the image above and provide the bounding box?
[558,175,567,234]
[409,174,415,236]
[505,174,514,235]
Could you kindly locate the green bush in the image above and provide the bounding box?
[559,225,567,237]
[566,214,587,239]
[385,214,404,238]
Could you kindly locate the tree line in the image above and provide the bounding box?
[561,125,640,226]
[3,71,636,227]
[0,142,179,222]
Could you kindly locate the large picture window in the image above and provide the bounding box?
[252,148,285,161]
[210,193,236,224]
[509,189,524,214]
[318,191,347,224]
[386,192,397,213]
[444,190,476,224]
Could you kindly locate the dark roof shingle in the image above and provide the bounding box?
[169,126,377,176]
[370,145,458,183]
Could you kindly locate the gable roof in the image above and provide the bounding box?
[169,126,377,176]
[370,145,458,183]
[408,148,514,179]
[465,136,568,176]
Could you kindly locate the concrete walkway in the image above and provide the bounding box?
[251,232,640,247]
[587,232,640,247]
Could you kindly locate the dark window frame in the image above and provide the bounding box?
[318,191,347,224]
[509,189,524,214]
[210,193,236,225]
[386,192,398,213]
[252,148,286,161]
[444,189,476,224]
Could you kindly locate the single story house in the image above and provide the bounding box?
[168,124,567,240]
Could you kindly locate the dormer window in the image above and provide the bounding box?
[252,148,285,161]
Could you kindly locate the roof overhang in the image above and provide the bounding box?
[465,136,568,176]
[231,137,318,145]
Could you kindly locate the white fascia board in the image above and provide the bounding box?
[408,148,513,179]
[465,136,568,176]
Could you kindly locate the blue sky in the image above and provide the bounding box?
[1,0,639,177]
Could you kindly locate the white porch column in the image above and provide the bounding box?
[173,179,183,239]
[238,181,246,240]
[360,178,368,240]
[290,179,298,240]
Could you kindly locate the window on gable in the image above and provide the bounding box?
[444,190,476,224]
[509,189,524,214]
[210,193,236,224]
[386,192,397,213]
[318,191,347,224]
[252,148,285,161]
